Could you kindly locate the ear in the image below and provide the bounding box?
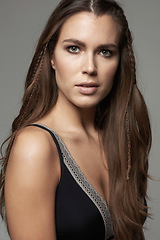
[51,58,56,70]
[51,52,56,70]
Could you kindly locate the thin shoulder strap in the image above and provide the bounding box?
[27,123,63,166]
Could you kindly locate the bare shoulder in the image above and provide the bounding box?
[5,126,59,240]
[10,125,57,161]
[6,125,60,189]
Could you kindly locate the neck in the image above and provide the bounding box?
[50,94,98,136]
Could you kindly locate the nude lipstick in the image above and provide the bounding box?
[75,82,99,95]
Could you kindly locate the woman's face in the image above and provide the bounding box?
[51,12,120,109]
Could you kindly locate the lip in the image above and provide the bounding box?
[75,82,99,95]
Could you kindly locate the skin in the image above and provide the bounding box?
[51,12,119,110]
[5,12,119,240]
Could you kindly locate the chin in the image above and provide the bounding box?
[73,95,106,109]
[74,101,99,109]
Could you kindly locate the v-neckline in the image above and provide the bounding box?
[37,123,108,206]
[34,123,114,239]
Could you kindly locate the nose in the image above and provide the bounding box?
[82,53,97,76]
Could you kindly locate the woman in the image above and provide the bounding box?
[0,0,151,239]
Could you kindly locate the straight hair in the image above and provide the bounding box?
[0,1,151,239]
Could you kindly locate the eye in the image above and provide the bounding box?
[67,46,80,54]
[99,49,113,58]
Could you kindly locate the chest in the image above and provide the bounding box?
[60,135,110,204]
[54,132,114,240]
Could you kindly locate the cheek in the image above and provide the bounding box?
[54,61,71,92]
[101,60,119,93]
[54,57,67,81]
[53,53,77,85]
[103,59,119,81]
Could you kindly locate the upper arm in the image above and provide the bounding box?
[5,127,60,240]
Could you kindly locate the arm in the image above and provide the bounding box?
[5,126,60,240]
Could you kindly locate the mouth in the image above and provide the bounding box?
[75,82,99,95]
[76,82,99,87]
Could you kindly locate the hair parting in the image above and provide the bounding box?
[90,0,94,12]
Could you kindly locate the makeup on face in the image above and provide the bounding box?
[52,12,119,109]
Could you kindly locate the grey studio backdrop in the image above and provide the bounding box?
[0,0,160,239]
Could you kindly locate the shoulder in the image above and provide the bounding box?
[5,125,59,239]
[6,125,60,188]
[11,125,58,164]
[12,125,56,155]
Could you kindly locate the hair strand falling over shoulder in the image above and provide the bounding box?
[0,1,152,239]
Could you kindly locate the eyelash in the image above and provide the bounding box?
[66,46,80,53]
[99,49,113,58]
[66,45,113,58]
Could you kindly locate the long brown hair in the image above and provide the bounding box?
[0,0,151,239]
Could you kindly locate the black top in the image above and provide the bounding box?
[28,123,114,240]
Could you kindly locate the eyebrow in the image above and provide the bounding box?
[63,38,118,49]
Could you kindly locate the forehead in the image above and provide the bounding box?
[58,12,119,45]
